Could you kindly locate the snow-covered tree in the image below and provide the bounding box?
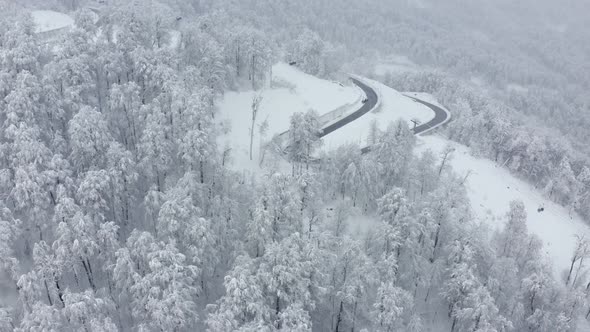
[287,29,326,76]
[68,107,112,171]
[372,281,413,332]
[0,205,19,281]
[114,231,199,331]
[206,255,269,331]
[371,120,415,194]
[330,238,376,332]
[497,200,528,259]
[258,233,316,329]
[288,110,323,174]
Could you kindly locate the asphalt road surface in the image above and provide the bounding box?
[320,78,379,137]
[405,95,449,135]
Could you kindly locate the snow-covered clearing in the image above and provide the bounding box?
[31,10,74,33]
[321,79,434,150]
[168,30,181,49]
[372,54,421,75]
[417,134,590,277]
[506,83,529,93]
[218,63,361,172]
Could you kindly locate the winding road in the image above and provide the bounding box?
[320,78,379,137]
[320,77,450,154]
[405,95,450,135]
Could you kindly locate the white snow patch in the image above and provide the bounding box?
[168,30,181,49]
[407,0,431,9]
[321,79,434,150]
[548,23,568,33]
[348,213,381,238]
[506,83,529,93]
[374,55,419,75]
[374,63,418,75]
[217,63,361,173]
[417,134,590,277]
[470,76,485,87]
[31,10,74,33]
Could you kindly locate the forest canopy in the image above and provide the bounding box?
[1,0,589,331]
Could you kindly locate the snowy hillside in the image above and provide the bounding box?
[217,62,361,171]
[417,134,590,277]
[374,55,421,75]
[31,10,74,33]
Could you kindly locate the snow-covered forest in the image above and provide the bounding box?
[1,0,590,331]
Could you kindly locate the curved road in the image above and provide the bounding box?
[321,78,379,137]
[405,95,450,135]
[320,77,450,153]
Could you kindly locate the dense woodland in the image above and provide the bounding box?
[1,0,590,331]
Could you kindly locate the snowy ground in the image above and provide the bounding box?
[168,30,181,49]
[31,10,74,33]
[403,92,448,110]
[217,63,361,172]
[417,134,590,278]
[373,54,420,75]
[321,79,434,150]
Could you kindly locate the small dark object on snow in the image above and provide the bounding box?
[289,61,297,66]
[327,207,334,211]
[537,207,545,213]
[176,16,183,21]
[362,98,368,104]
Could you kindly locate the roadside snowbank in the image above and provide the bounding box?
[404,92,449,111]
[417,134,590,277]
[217,63,361,172]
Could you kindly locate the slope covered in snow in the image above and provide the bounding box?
[217,63,361,172]
[31,10,74,33]
[417,134,590,277]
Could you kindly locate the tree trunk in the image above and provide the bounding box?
[201,273,208,301]
[431,223,442,262]
[351,300,358,332]
[275,295,281,328]
[81,257,96,291]
[334,301,344,332]
[566,256,578,286]
[200,160,205,184]
[425,272,436,302]
[249,126,255,161]
[44,280,53,306]
[49,190,57,206]
[55,277,65,306]
[573,257,585,287]
[474,314,481,331]
[236,45,240,77]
